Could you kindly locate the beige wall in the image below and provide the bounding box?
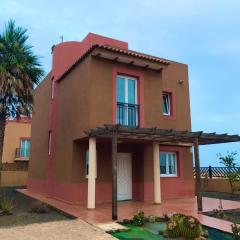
[2,121,31,163]
[1,171,28,187]
[201,178,233,193]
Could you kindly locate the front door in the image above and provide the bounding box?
[117,153,132,201]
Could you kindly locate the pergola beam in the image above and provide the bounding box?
[194,137,203,211]
[84,124,240,219]
[112,131,118,220]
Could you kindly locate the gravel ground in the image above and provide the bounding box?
[0,219,116,240]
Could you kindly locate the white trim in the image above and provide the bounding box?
[51,79,55,99]
[48,131,52,155]
[116,75,138,126]
[85,149,97,178]
[160,152,177,177]
[117,153,132,201]
[163,92,171,116]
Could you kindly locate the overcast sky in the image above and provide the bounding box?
[1,0,240,166]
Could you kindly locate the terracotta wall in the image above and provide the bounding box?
[54,58,91,183]
[44,52,192,182]
[2,121,31,163]
[89,57,191,130]
[28,73,51,180]
[65,140,194,202]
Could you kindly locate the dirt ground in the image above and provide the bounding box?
[0,219,116,240]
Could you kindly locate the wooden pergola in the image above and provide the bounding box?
[84,124,240,220]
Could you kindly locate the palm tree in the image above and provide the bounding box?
[0,20,44,164]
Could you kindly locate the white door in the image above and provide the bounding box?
[117,153,132,201]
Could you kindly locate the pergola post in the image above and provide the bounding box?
[153,142,161,204]
[87,137,96,209]
[112,131,118,220]
[194,137,203,211]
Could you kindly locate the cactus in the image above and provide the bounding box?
[165,214,203,239]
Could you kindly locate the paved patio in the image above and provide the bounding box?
[0,219,115,240]
[18,189,240,233]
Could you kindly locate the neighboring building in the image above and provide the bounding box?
[28,33,194,209]
[0,117,31,186]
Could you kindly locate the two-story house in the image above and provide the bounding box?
[28,33,195,218]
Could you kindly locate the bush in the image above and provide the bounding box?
[132,210,146,226]
[29,202,50,214]
[232,222,240,240]
[0,197,14,215]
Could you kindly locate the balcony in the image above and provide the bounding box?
[117,102,139,127]
[15,148,30,161]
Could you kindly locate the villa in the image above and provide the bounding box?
[28,33,240,220]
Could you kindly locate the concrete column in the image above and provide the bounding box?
[153,142,161,204]
[87,137,96,209]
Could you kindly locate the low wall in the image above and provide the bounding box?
[0,171,28,187]
[201,178,232,193]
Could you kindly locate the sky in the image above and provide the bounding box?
[1,0,240,167]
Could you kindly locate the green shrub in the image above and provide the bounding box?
[29,202,50,214]
[232,222,240,240]
[0,197,14,215]
[132,210,146,226]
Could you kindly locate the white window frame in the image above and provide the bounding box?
[117,75,138,125]
[85,149,97,179]
[163,92,171,116]
[160,152,177,177]
[48,131,52,155]
[51,79,55,99]
[20,138,30,158]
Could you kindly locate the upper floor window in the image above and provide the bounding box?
[51,79,55,99]
[48,131,52,155]
[162,92,171,116]
[20,138,30,158]
[116,75,139,127]
[160,152,177,177]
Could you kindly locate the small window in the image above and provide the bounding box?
[160,152,177,177]
[51,79,55,99]
[20,139,30,158]
[85,149,97,178]
[162,92,171,116]
[48,131,52,155]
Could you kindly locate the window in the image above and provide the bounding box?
[20,139,30,158]
[48,131,52,155]
[163,92,171,116]
[116,75,138,126]
[160,152,177,177]
[85,149,97,178]
[51,79,55,99]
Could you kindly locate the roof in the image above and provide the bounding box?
[96,45,170,65]
[59,44,170,81]
[84,124,240,145]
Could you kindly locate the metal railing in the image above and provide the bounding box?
[15,148,30,159]
[117,102,139,127]
[193,166,240,178]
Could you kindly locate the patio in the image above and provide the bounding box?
[19,189,240,233]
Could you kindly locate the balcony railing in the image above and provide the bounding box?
[117,102,139,127]
[15,148,30,159]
